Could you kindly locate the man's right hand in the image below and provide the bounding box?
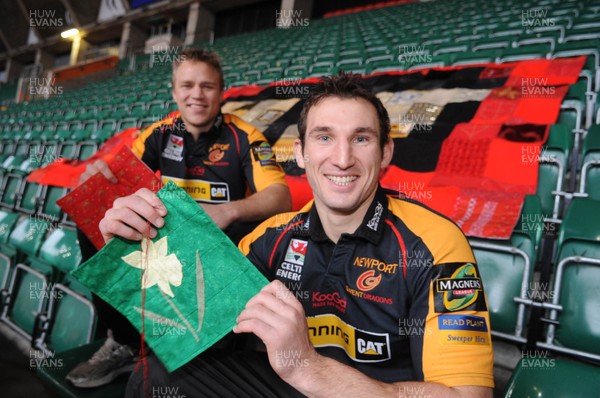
[79,159,118,185]
[99,188,167,243]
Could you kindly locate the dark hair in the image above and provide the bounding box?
[297,72,390,152]
[172,48,224,90]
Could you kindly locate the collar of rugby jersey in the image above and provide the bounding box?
[299,185,389,244]
[169,113,224,137]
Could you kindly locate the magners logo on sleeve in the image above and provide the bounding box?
[433,263,487,313]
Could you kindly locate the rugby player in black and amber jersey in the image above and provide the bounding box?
[83,48,291,238]
[100,73,494,397]
[67,48,290,389]
[234,74,494,397]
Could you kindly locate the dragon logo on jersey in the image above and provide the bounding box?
[162,134,184,161]
[356,270,381,292]
[433,263,487,313]
[285,239,307,265]
[208,143,229,163]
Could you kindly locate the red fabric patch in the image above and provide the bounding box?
[57,147,160,249]
[26,128,143,188]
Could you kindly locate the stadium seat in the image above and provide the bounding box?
[0,213,51,338]
[578,126,600,201]
[503,357,600,398]
[469,195,543,343]
[40,186,68,221]
[497,44,551,63]
[472,37,511,52]
[0,173,23,210]
[33,274,95,355]
[16,181,43,214]
[30,226,81,275]
[537,124,571,220]
[452,50,500,66]
[76,141,99,161]
[537,198,600,361]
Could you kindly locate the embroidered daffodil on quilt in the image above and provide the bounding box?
[122,236,183,297]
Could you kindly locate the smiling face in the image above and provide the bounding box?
[172,60,223,137]
[294,96,393,220]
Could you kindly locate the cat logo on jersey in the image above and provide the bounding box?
[307,314,390,363]
[433,263,487,313]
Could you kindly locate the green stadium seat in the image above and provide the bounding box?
[129,103,147,119]
[497,44,551,63]
[0,173,23,209]
[515,30,561,53]
[31,226,81,275]
[1,154,25,173]
[469,195,544,343]
[559,80,587,135]
[57,141,77,160]
[33,275,95,355]
[503,357,600,398]
[118,115,140,130]
[0,210,20,289]
[0,214,51,338]
[537,124,571,220]
[578,126,600,201]
[537,198,600,361]
[284,65,308,79]
[472,37,512,52]
[40,186,68,222]
[452,50,500,66]
[564,26,600,43]
[16,181,43,214]
[0,210,20,245]
[433,43,470,56]
[1,263,50,339]
[110,105,129,120]
[74,141,98,162]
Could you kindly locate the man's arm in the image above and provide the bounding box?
[234,281,492,398]
[200,183,291,229]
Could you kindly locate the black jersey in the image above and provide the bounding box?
[239,186,494,388]
[132,112,287,203]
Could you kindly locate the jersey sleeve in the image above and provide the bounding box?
[225,114,288,193]
[239,211,302,278]
[417,222,494,388]
[391,199,494,388]
[131,125,160,171]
